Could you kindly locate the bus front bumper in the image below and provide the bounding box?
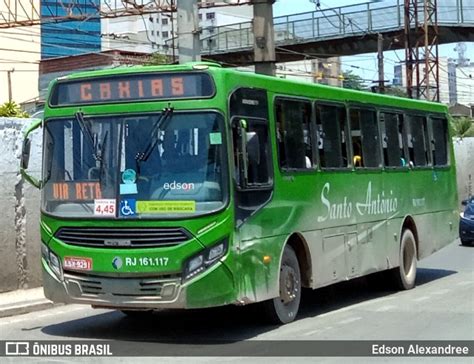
[42,257,234,310]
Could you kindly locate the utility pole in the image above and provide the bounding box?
[252,0,276,76]
[404,0,440,101]
[170,1,176,63]
[377,34,385,93]
[7,69,14,101]
[177,0,201,63]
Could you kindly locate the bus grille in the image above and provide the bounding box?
[63,271,181,299]
[55,227,192,248]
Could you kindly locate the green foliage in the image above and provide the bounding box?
[384,86,408,98]
[0,101,29,118]
[145,52,170,66]
[342,71,366,91]
[451,116,474,138]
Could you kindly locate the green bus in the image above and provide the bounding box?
[21,62,458,324]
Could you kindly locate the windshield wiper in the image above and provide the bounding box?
[97,131,108,183]
[75,111,104,162]
[135,106,174,173]
[75,112,108,183]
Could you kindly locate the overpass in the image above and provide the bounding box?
[201,0,474,64]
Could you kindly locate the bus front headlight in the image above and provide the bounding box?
[41,242,63,281]
[183,238,228,282]
[49,251,61,278]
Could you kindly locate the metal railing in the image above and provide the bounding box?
[201,0,474,54]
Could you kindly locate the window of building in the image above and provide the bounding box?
[162,31,169,39]
[162,18,168,25]
[206,12,215,20]
[380,112,407,167]
[315,103,348,169]
[405,115,429,166]
[430,117,448,166]
[349,108,380,168]
[198,14,203,20]
[275,98,313,170]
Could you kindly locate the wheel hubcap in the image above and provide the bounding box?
[280,265,298,304]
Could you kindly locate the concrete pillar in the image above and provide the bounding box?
[177,0,201,63]
[253,0,276,76]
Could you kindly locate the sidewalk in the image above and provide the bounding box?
[0,287,61,318]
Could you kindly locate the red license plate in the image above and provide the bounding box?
[64,257,93,271]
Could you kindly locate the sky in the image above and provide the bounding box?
[272,0,474,86]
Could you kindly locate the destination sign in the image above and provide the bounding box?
[49,72,214,106]
[48,182,102,201]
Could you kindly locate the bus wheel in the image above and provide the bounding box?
[261,245,301,324]
[391,229,417,290]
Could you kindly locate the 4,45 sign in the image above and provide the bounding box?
[94,199,116,216]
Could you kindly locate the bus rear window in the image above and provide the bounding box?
[406,115,429,167]
[430,117,448,166]
[49,72,214,106]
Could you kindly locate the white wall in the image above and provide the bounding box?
[454,137,474,203]
[0,118,42,292]
[0,25,40,104]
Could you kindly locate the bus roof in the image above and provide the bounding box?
[52,62,447,114]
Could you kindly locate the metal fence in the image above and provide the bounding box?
[201,0,474,54]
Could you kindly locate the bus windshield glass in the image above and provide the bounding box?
[42,111,227,218]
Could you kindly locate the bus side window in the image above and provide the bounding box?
[430,117,448,166]
[316,103,348,169]
[380,112,406,167]
[405,115,429,167]
[232,118,272,189]
[349,107,380,168]
[275,98,313,170]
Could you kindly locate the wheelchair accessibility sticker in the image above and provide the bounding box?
[120,199,136,217]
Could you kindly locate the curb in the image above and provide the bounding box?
[0,299,64,319]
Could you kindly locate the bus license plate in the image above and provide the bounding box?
[64,257,93,271]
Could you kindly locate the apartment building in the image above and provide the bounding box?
[101,2,253,57]
[393,57,457,104]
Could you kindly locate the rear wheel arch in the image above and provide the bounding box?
[286,232,312,288]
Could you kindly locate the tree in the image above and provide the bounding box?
[145,52,170,66]
[0,101,29,118]
[342,71,366,91]
[384,86,408,98]
[451,116,474,138]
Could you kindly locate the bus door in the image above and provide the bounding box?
[229,88,273,225]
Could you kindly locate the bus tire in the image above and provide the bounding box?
[261,245,301,325]
[391,229,417,290]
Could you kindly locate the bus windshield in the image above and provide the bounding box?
[42,111,228,218]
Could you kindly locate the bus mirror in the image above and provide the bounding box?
[462,199,468,206]
[20,118,43,189]
[21,138,31,170]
